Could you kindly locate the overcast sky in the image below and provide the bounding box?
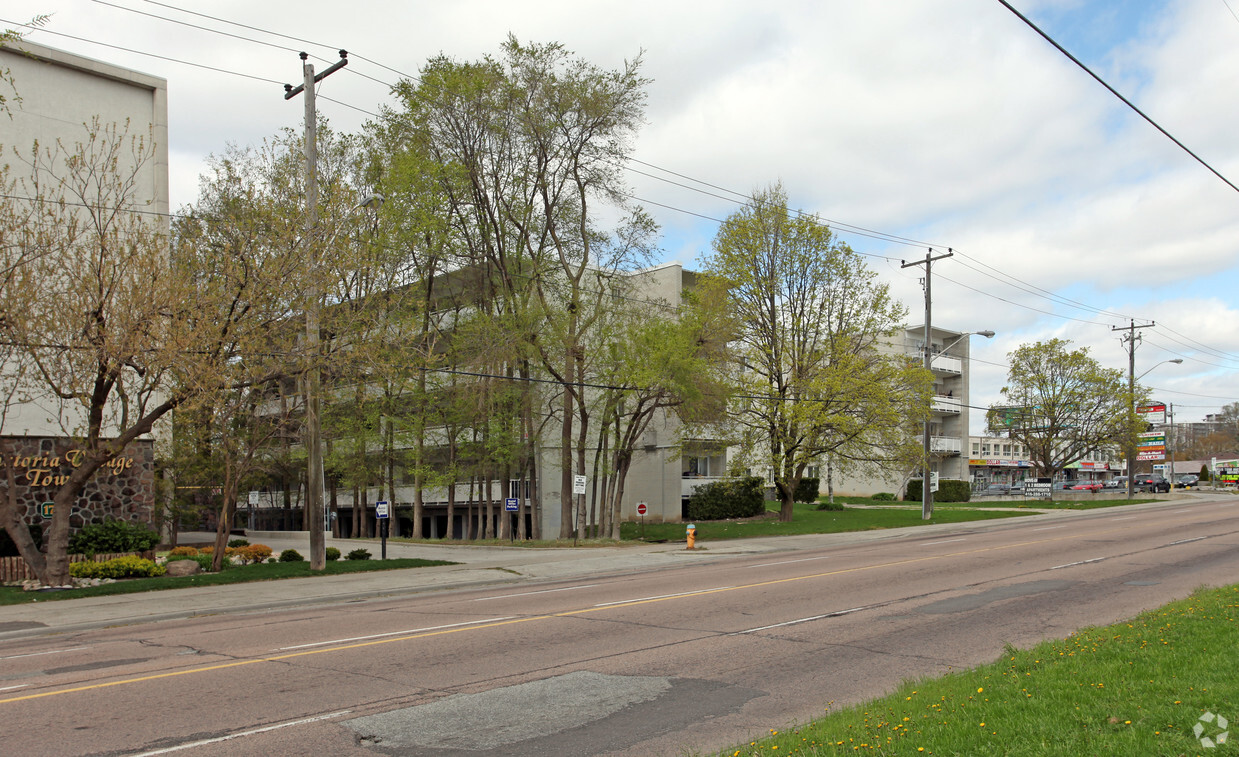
[7,0,1239,434]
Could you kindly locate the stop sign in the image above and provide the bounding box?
[636,503,648,516]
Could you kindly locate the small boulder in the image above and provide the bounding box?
[165,560,201,577]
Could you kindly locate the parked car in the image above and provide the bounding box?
[1055,481,1076,490]
[1175,474,1199,488]
[1102,477,1127,490]
[979,483,1012,497]
[1070,481,1102,491]
[1133,474,1171,493]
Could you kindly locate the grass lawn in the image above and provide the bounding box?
[620,501,1031,543]
[0,557,455,606]
[722,583,1239,756]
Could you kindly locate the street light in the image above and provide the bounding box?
[1125,358,1183,500]
[922,329,994,520]
[304,193,384,569]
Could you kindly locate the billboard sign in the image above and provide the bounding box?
[1137,403,1166,424]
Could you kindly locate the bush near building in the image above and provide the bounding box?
[905,479,971,503]
[68,519,160,556]
[685,476,766,520]
[70,556,165,579]
[793,477,821,503]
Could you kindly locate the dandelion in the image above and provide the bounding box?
[977,687,984,693]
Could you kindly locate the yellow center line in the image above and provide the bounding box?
[2,510,1229,705]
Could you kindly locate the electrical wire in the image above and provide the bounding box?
[15,6,1239,389]
[0,17,283,85]
[997,0,1239,195]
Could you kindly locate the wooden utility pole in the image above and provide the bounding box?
[285,50,348,570]
[1112,319,1153,502]
[902,248,952,520]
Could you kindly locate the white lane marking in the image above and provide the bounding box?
[736,605,875,634]
[1114,516,1137,521]
[0,647,87,661]
[275,618,513,651]
[1050,558,1105,570]
[473,584,597,601]
[923,538,966,546]
[0,684,29,692]
[1167,537,1207,546]
[594,587,734,607]
[129,710,352,756]
[1031,526,1064,532]
[749,555,834,568]
[1172,510,1191,513]
[1220,503,1235,507]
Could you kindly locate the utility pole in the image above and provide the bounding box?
[1112,319,1153,502]
[285,50,348,571]
[902,247,953,520]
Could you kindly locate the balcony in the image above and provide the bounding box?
[931,395,962,414]
[906,349,963,375]
[929,354,962,375]
[682,476,727,498]
[930,436,962,455]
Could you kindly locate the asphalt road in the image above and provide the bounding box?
[2,495,1237,756]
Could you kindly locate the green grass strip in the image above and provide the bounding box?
[722,584,1239,756]
[622,502,1030,542]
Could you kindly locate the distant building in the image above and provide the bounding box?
[967,436,1120,484]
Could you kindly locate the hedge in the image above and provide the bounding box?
[904,479,971,503]
[686,476,766,520]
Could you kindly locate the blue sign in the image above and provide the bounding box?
[505,498,519,512]
[375,501,390,519]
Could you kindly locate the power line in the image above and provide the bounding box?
[18,8,1239,384]
[0,17,283,85]
[997,0,1239,195]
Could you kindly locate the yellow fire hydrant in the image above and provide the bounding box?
[686,523,696,549]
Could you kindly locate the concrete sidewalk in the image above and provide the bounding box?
[0,498,1205,641]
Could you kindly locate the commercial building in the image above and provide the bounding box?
[967,436,1121,486]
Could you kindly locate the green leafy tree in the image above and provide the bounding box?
[986,339,1141,478]
[699,183,931,522]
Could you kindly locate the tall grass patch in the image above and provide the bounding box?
[723,584,1239,755]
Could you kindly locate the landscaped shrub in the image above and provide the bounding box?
[685,476,765,521]
[68,519,159,556]
[279,549,304,562]
[229,544,272,565]
[70,555,166,579]
[904,479,971,503]
[227,538,250,548]
[168,546,199,557]
[793,477,821,503]
[815,500,845,511]
[871,492,896,501]
[938,480,971,503]
[325,547,341,561]
[346,548,371,561]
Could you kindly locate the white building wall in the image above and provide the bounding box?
[0,41,169,439]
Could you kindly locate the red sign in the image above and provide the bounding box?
[636,503,648,516]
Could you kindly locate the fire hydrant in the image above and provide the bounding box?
[686,523,696,549]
